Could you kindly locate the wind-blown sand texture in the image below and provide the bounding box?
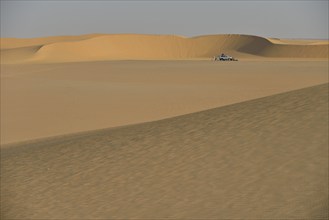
[1,34,328,63]
[1,84,328,219]
[1,34,328,219]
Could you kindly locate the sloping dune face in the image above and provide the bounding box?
[1,34,328,63]
[0,34,100,64]
[1,84,328,219]
[0,34,100,49]
[2,60,327,144]
[0,45,42,64]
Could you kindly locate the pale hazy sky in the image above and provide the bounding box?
[1,0,328,39]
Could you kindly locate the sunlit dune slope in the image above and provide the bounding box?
[1,34,328,63]
[2,60,327,144]
[0,34,100,49]
[1,83,328,219]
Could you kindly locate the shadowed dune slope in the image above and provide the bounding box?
[0,45,42,64]
[1,83,328,219]
[1,34,328,63]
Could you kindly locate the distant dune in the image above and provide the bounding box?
[2,84,328,219]
[1,34,328,63]
[0,34,101,49]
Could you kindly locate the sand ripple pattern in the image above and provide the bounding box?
[1,84,328,219]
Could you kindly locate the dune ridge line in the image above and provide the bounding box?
[1,83,328,219]
[1,34,328,63]
[2,82,327,148]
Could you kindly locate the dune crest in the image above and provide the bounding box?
[1,34,328,63]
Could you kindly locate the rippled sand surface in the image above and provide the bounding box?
[2,84,328,219]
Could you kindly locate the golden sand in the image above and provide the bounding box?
[1,60,328,144]
[1,34,328,219]
[1,34,328,64]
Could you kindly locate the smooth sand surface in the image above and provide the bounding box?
[0,34,101,49]
[1,84,328,219]
[1,60,328,145]
[1,34,328,64]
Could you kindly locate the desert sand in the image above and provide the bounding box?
[1,34,328,64]
[1,35,328,145]
[1,60,328,145]
[1,84,328,219]
[1,34,328,219]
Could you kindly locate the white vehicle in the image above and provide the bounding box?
[214,54,238,61]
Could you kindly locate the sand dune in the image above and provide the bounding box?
[1,35,328,218]
[0,34,100,49]
[1,83,328,219]
[1,60,328,145]
[268,38,329,45]
[0,45,42,64]
[1,34,328,63]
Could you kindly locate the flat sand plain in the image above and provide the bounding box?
[1,83,328,219]
[1,60,328,144]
